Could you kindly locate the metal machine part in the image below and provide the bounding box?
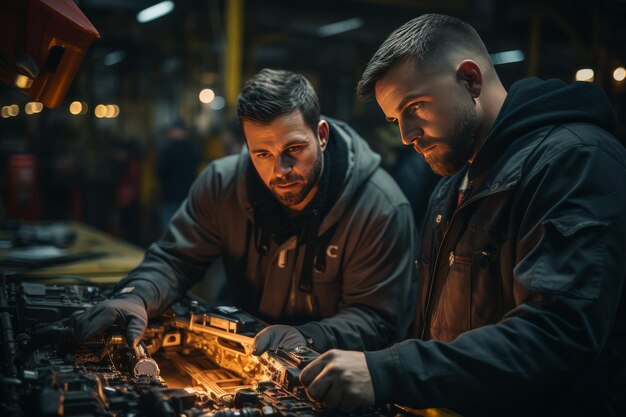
[134,356,160,378]
[0,281,407,417]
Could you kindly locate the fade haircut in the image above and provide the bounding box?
[357,14,491,100]
[237,68,321,135]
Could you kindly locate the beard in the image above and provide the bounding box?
[269,144,323,207]
[423,100,478,177]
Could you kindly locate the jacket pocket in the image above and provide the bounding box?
[430,249,503,340]
[469,249,502,328]
[430,253,472,341]
[521,219,607,300]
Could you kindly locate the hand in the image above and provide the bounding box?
[300,349,375,412]
[252,324,307,355]
[72,294,147,349]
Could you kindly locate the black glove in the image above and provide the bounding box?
[72,293,147,348]
[253,324,307,355]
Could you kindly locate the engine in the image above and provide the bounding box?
[0,280,397,417]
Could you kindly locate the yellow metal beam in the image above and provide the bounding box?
[225,0,244,115]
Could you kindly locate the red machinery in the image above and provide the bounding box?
[0,0,100,109]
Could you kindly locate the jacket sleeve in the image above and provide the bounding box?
[365,137,626,409]
[113,163,226,317]
[297,199,418,352]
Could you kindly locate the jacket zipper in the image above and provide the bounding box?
[420,185,511,339]
[278,249,287,268]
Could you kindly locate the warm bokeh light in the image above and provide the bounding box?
[613,67,626,82]
[8,104,19,116]
[69,101,83,115]
[105,104,120,118]
[199,88,215,104]
[14,74,33,89]
[94,104,107,118]
[1,106,10,118]
[575,68,594,82]
[24,102,43,115]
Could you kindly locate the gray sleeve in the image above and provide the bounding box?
[114,163,225,317]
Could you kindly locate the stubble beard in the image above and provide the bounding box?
[426,101,478,177]
[270,144,323,207]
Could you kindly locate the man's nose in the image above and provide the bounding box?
[399,119,423,146]
[274,154,293,177]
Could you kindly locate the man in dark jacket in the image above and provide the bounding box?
[300,14,626,416]
[73,69,417,358]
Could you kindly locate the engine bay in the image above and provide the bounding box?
[0,280,396,417]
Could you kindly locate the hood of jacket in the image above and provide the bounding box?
[235,116,381,237]
[472,77,618,177]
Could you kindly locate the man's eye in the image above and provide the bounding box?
[287,146,302,153]
[256,153,270,159]
[409,102,422,113]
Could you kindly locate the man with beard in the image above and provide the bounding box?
[73,69,417,361]
[299,14,626,417]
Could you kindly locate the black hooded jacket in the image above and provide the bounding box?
[365,78,626,416]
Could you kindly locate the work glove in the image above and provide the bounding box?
[72,293,148,350]
[300,349,375,412]
[252,324,307,355]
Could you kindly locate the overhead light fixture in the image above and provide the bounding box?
[613,67,626,82]
[137,1,174,24]
[490,50,525,65]
[104,50,125,66]
[317,17,364,37]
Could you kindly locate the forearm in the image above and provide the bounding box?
[114,257,182,317]
[297,304,396,352]
[366,295,609,410]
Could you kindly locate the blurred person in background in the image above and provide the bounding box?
[113,137,143,245]
[156,119,200,230]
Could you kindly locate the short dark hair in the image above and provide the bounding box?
[357,14,490,100]
[237,68,320,134]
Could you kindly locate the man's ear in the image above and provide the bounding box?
[318,119,330,150]
[456,60,483,99]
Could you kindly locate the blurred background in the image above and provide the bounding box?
[2,0,626,248]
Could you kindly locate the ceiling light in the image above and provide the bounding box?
[317,18,364,37]
[613,67,626,82]
[104,50,125,66]
[490,50,525,65]
[137,1,174,24]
